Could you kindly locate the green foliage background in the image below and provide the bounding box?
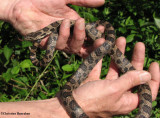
[0,0,160,117]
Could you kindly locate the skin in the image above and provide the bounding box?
[73,38,160,117]
[0,37,159,118]
[0,0,160,117]
[0,0,105,57]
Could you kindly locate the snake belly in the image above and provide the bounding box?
[24,20,152,118]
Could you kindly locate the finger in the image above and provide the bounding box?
[106,37,126,80]
[69,18,85,54]
[56,19,70,50]
[85,38,105,55]
[92,24,106,50]
[40,19,71,49]
[110,70,151,96]
[115,63,160,115]
[92,24,105,49]
[67,0,105,7]
[82,59,103,84]
[148,62,160,100]
[96,25,105,33]
[40,37,49,49]
[131,42,145,70]
[115,92,139,115]
[80,25,105,58]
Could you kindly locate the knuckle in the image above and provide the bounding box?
[56,44,65,50]
[108,83,120,95]
[126,71,139,87]
[60,33,69,40]
[71,48,80,54]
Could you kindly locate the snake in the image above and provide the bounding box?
[24,20,152,118]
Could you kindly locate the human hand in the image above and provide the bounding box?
[2,0,105,57]
[70,37,160,117]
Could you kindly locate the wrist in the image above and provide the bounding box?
[72,91,112,118]
[0,0,19,21]
[72,91,97,117]
[51,97,70,118]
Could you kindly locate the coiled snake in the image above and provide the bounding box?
[24,20,152,118]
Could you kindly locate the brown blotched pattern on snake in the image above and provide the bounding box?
[24,20,152,118]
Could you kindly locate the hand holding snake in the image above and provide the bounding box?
[3,0,160,117]
[7,0,105,57]
[70,38,159,117]
[54,38,159,117]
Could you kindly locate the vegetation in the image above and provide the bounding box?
[0,0,160,117]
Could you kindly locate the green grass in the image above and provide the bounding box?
[0,0,160,117]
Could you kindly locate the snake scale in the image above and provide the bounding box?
[24,20,152,118]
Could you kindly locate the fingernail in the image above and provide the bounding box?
[78,19,85,30]
[139,71,151,84]
[64,19,70,28]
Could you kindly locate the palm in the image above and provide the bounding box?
[8,0,106,56]
[32,0,79,18]
[10,0,80,35]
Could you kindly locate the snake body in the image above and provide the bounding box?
[24,20,152,118]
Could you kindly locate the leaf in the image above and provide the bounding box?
[0,49,3,54]
[70,5,80,12]
[12,59,19,67]
[126,34,135,43]
[103,8,110,16]
[16,89,28,96]
[11,66,20,74]
[152,101,157,107]
[126,46,131,52]
[39,92,47,99]
[22,40,32,48]
[3,45,13,61]
[2,68,13,82]
[141,27,146,32]
[16,77,29,85]
[8,95,20,102]
[0,94,9,102]
[154,17,160,29]
[125,16,131,25]
[82,12,97,22]
[118,27,127,34]
[20,59,33,69]
[41,86,49,93]
[125,17,134,26]
[62,64,74,72]
[138,19,145,27]
[157,38,160,44]
[73,61,80,71]
[15,50,21,55]
[62,73,72,80]
[55,57,60,70]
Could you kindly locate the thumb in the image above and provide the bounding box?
[87,59,102,81]
[67,0,105,7]
[115,70,151,93]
